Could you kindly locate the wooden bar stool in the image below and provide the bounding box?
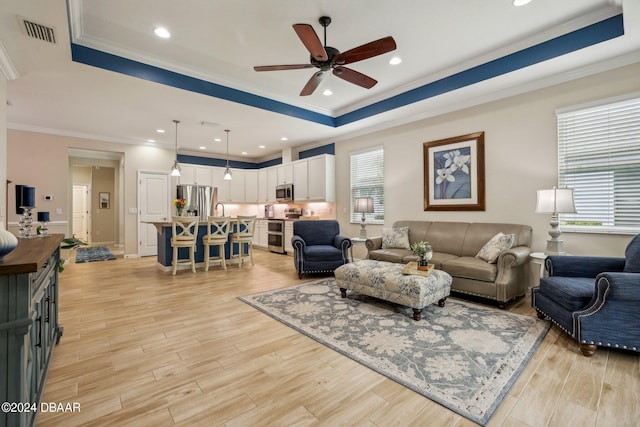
[203,216,231,271]
[230,215,256,267]
[171,216,198,275]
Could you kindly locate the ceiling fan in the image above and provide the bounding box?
[254,16,397,96]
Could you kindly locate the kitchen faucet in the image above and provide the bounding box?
[215,202,225,216]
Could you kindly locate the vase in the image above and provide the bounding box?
[417,257,429,271]
[0,228,19,261]
[177,208,184,216]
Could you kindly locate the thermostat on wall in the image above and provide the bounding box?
[44,194,53,201]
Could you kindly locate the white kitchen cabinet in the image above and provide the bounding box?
[179,165,212,185]
[292,154,335,202]
[277,163,294,185]
[178,164,196,184]
[229,168,246,202]
[266,167,278,202]
[258,168,269,203]
[211,166,230,203]
[195,166,212,185]
[253,219,267,247]
[245,170,259,203]
[293,159,309,201]
[284,221,294,254]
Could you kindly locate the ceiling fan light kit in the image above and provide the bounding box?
[254,16,396,96]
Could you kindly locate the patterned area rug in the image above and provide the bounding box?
[239,279,550,426]
[75,246,117,263]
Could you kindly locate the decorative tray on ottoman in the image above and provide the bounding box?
[402,261,434,276]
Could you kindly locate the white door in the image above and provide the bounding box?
[72,185,89,242]
[138,171,169,257]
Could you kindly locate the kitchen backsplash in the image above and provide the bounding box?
[213,202,335,219]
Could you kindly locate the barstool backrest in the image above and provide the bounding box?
[236,215,257,236]
[206,216,231,238]
[172,216,198,242]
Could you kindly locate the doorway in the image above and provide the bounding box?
[72,185,89,242]
[69,149,124,254]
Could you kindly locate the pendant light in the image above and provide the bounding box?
[170,119,181,177]
[223,129,232,180]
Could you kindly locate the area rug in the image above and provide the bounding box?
[239,279,550,426]
[75,246,117,263]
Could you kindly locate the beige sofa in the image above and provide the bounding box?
[365,221,532,308]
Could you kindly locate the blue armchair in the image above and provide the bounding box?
[291,220,352,279]
[531,234,640,356]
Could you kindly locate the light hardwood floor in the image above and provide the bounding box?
[39,250,639,426]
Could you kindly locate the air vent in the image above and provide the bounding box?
[19,17,56,44]
[200,121,219,128]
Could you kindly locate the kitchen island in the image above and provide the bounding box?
[149,221,251,271]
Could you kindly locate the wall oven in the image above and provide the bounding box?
[275,184,294,203]
[267,219,286,254]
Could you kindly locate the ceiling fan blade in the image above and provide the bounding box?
[293,24,328,61]
[333,67,377,89]
[300,71,327,96]
[254,64,315,72]
[333,36,397,65]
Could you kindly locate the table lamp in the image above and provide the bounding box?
[535,187,576,255]
[354,197,374,238]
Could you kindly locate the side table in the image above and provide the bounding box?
[529,252,547,287]
[350,237,367,261]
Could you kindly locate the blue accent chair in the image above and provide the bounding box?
[531,234,640,356]
[291,220,352,279]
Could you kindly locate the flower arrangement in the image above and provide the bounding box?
[410,241,433,268]
[174,198,186,209]
[174,198,186,215]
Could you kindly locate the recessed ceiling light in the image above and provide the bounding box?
[513,0,532,6]
[199,146,206,150]
[259,145,266,149]
[241,151,248,155]
[323,89,333,96]
[154,27,171,38]
[389,56,402,65]
[281,137,288,141]
[214,138,221,142]
[147,139,155,143]
[156,129,165,133]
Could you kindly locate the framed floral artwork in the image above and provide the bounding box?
[423,131,485,211]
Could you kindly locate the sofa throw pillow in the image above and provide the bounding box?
[475,232,515,263]
[381,227,411,250]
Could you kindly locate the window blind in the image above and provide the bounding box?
[350,147,384,224]
[557,95,640,234]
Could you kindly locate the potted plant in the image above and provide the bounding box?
[58,236,87,273]
[410,241,433,271]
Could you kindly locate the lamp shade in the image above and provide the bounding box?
[37,211,50,222]
[354,197,374,213]
[535,188,576,214]
[21,186,36,208]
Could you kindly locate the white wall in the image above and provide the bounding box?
[336,63,640,257]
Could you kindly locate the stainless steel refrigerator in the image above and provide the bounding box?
[176,185,217,221]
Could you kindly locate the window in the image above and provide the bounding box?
[557,94,640,234]
[350,147,384,224]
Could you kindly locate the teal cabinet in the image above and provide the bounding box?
[0,234,63,427]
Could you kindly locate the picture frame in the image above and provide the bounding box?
[99,192,110,209]
[423,131,485,211]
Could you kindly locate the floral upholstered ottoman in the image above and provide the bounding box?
[334,259,452,321]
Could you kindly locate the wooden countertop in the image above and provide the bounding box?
[0,234,63,275]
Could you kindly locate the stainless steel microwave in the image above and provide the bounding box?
[276,184,294,202]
